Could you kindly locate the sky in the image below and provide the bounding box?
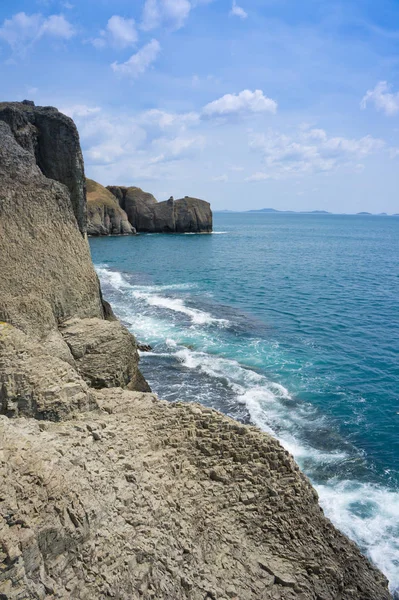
[0,0,399,213]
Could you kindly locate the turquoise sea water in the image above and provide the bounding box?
[90,213,399,593]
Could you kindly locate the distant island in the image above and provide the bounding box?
[214,208,398,216]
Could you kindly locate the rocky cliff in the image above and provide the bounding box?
[107,185,213,233]
[86,179,135,236]
[0,102,392,600]
[0,101,148,416]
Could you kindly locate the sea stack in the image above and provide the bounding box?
[0,102,392,599]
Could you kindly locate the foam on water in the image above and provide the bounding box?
[132,291,228,326]
[96,264,399,594]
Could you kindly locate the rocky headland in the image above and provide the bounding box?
[87,182,213,235]
[0,101,392,599]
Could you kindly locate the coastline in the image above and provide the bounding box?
[0,102,393,599]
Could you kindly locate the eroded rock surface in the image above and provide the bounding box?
[0,390,391,600]
[86,179,135,236]
[107,185,213,233]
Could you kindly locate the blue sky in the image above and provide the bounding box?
[1,0,399,212]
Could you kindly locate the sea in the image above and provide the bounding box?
[89,213,399,594]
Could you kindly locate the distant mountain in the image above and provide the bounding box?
[357,212,372,215]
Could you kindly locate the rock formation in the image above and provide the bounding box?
[0,101,393,600]
[0,100,148,413]
[107,185,213,233]
[0,391,391,600]
[86,179,135,236]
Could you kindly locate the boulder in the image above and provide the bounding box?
[60,317,150,391]
[86,179,135,236]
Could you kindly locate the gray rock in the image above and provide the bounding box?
[0,323,97,420]
[0,391,392,599]
[0,101,86,233]
[107,185,213,233]
[60,317,150,391]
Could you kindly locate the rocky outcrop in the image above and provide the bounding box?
[107,185,213,233]
[0,102,393,600]
[0,390,391,600]
[86,179,135,236]
[0,101,148,408]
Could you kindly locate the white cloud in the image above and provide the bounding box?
[40,14,74,38]
[0,12,75,54]
[245,172,270,181]
[212,174,229,182]
[111,39,160,78]
[361,81,399,116]
[141,0,191,31]
[249,126,385,178]
[138,108,200,129]
[203,89,277,116]
[60,105,101,119]
[92,15,137,49]
[230,1,247,19]
[66,104,205,184]
[151,134,206,158]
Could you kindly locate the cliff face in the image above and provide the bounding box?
[0,101,148,420]
[86,179,135,236]
[0,102,392,600]
[107,185,213,233]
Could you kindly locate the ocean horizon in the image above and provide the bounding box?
[90,212,399,594]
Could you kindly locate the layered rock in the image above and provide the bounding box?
[86,179,135,236]
[0,391,391,599]
[107,185,213,233]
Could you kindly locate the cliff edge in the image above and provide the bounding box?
[0,102,392,600]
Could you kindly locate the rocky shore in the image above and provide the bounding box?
[88,182,213,235]
[0,101,392,599]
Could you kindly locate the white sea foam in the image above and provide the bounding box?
[316,481,399,593]
[132,291,228,326]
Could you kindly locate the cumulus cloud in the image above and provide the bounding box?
[92,15,137,49]
[361,81,399,116]
[141,0,191,31]
[111,39,160,78]
[203,89,277,116]
[0,12,75,54]
[212,174,229,182]
[249,126,385,178]
[230,1,247,19]
[65,104,206,185]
